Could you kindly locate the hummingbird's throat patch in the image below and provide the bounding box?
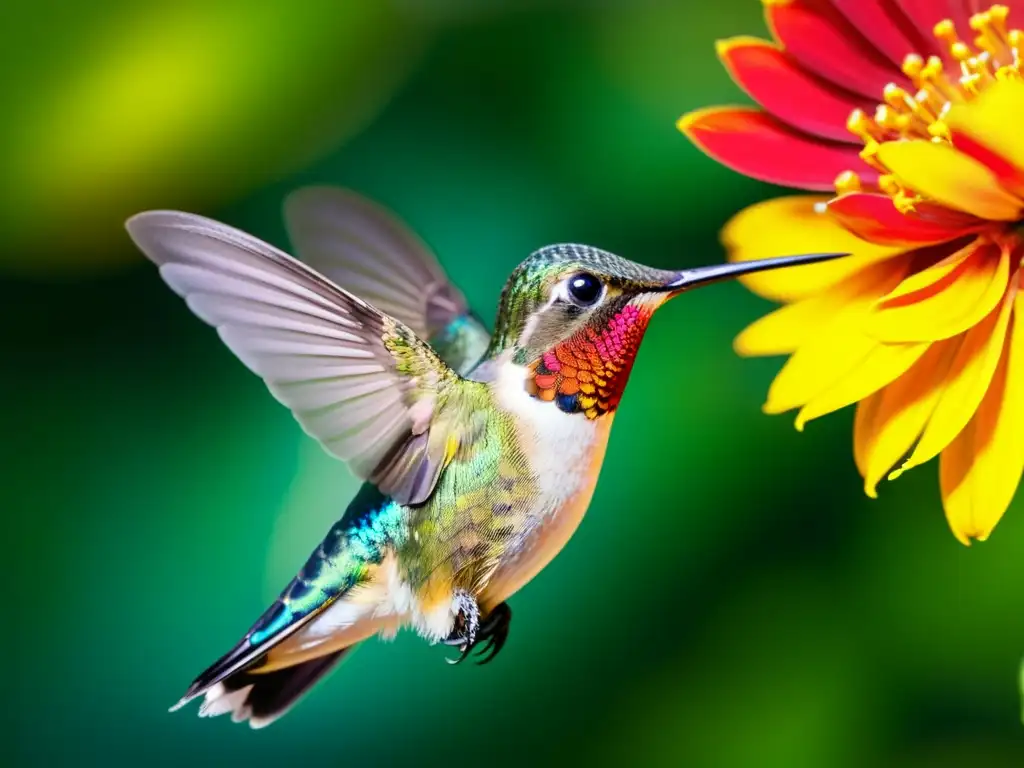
[526,303,652,418]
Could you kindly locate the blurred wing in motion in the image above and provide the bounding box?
[283,186,491,375]
[126,211,478,505]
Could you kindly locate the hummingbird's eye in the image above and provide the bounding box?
[566,272,603,307]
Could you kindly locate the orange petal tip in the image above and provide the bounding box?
[676,112,699,137]
[676,107,728,138]
[715,35,773,59]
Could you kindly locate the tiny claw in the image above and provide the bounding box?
[441,598,513,666]
[475,637,502,666]
[445,643,472,665]
[474,612,510,665]
[473,636,495,658]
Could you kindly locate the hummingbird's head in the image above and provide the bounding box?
[487,244,846,419]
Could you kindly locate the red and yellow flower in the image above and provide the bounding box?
[680,1,1024,545]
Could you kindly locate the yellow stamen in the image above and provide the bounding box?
[913,87,941,115]
[921,56,960,102]
[858,139,887,174]
[972,14,1001,57]
[833,170,861,196]
[901,53,925,84]
[927,120,950,140]
[883,83,913,110]
[874,104,899,133]
[846,109,879,142]
[894,192,922,215]
[908,93,938,129]
[877,174,900,196]
[951,41,974,62]
[834,6,1023,213]
[971,6,1011,60]
[933,19,959,49]
[1009,28,1022,55]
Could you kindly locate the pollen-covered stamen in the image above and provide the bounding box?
[970,5,1011,60]
[878,174,922,214]
[1008,30,1022,68]
[903,55,961,104]
[846,109,882,144]
[834,5,1024,203]
[939,8,1023,85]
[881,84,934,137]
[833,170,861,196]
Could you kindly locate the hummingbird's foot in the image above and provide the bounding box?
[443,601,512,666]
[470,602,512,665]
[443,590,480,663]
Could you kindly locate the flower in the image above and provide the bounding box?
[679,1,1024,545]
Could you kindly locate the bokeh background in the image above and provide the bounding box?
[5,1,1024,765]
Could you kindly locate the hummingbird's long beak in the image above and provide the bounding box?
[661,252,850,292]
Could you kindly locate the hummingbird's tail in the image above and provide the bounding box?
[171,485,407,727]
[188,646,356,729]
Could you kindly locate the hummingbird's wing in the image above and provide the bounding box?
[127,211,482,506]
[282,186,491,375]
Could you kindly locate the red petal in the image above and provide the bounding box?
[999,1,1024,18]
[895,0,947,40]
[716,37,869,143]
[894,1,979,64]
[946,1,980,40]
[826,192,987,246]
[765,0,906,98]
[951,130,1024,197]
[678,107,878,191]
[829,0,939,65]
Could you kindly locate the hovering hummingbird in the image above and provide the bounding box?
[125,187,845,728]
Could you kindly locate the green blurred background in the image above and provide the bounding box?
[5,1,1024,765]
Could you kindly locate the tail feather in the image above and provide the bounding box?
[191,647,354,729]
[169,487,397,729]
[170,639,267,712]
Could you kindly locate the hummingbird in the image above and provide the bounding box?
[125,187,845,728]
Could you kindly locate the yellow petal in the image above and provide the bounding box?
[763,261,909,414]
[856,340,961,497]
[867,240,1010,342]
[946,78,1024,196]
[876,140,1023,221]
[721,196,906,303]
[794,340,929,430]
[891,275,1017,479]
[733,296,828,357]
[853,393,882,479]
[878,241,979,302]
[940,288,1024,545]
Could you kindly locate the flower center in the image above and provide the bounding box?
[834,4,1022,213]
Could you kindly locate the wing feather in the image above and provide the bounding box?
[127,210,475,505]
[283,186,492,375]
